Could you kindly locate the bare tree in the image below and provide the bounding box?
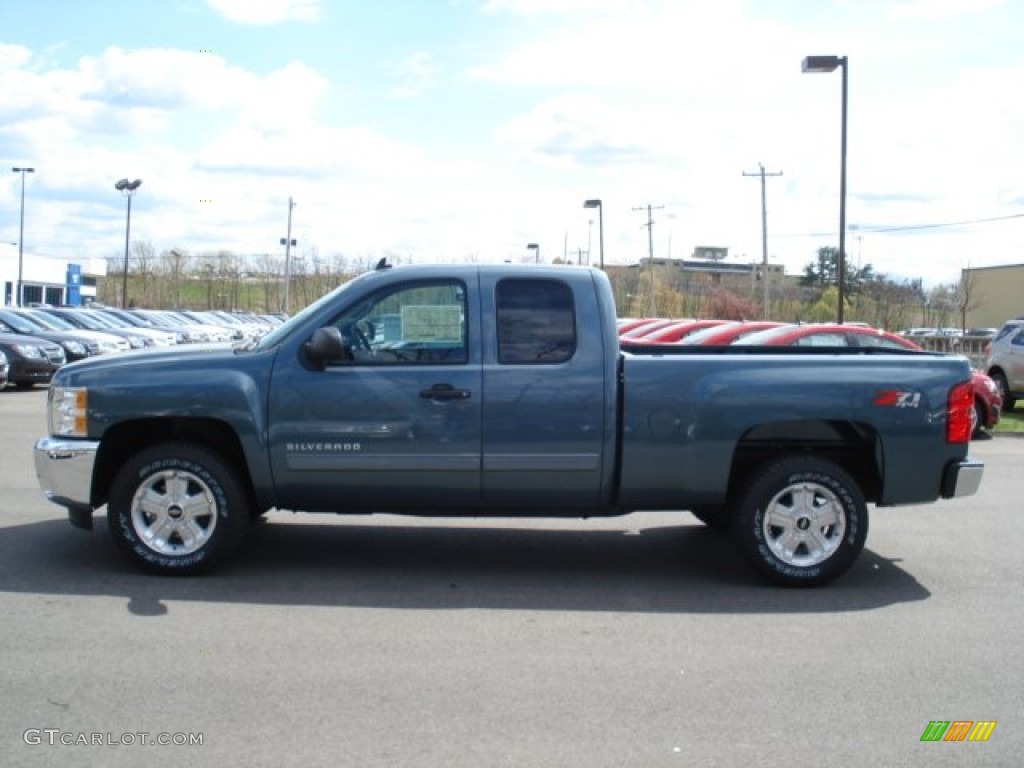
[132,240,157,306]
[161,248,190,308]
[956,265,983,332]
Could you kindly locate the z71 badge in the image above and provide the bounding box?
[873,390,921,408]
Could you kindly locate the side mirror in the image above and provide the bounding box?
[303,326,350,367]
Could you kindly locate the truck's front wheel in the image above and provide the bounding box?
[108,442,250,575]
[733,457,867,587]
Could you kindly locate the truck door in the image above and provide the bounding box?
[267,277,482,511]
[479,274,609,508]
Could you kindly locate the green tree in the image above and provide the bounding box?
[800,246,874,295]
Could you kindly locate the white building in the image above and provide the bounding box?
[0,243,107,306]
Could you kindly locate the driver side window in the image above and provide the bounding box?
[330,280,468,365]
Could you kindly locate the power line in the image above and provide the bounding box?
[777,211,1024,239]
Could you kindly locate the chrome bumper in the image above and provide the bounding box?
[34,437,100,511]
[941,458,984,499]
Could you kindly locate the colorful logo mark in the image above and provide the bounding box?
[920,721,997,742]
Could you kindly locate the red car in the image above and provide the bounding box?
[736,323,1002,437]
[624,319,727,344]
[679,320,786,346]
[618,318,680,339]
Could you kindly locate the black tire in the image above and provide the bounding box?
[732,456,868,587]
[991,370,1015,411]
[108,441,251,575]
[690,506,730,531]
[971,399,983,438]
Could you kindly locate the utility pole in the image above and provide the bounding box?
[633,204,664,317]
[743,163,782,319]
[281,197,296,314]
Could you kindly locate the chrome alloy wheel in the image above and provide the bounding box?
[130,469,218,556]
[762,481,846,568]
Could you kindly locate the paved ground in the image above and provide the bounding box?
[1,387,1021,767]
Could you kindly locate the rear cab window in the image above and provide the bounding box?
[496,278,577,364]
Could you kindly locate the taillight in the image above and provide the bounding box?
[947,381,973,444]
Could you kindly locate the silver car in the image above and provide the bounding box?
[984,319,1024,411]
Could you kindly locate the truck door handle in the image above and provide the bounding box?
[419,384,471,401]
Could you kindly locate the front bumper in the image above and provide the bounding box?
[941,458,984,499]
[34,437,100,515]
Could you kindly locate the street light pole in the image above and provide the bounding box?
[527,243,539,264]
[802,54,849,324]
[11,167,35,306]
[114,178,143,308]
[583,199,604,269]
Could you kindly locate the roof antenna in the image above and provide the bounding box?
[375,257,391,270]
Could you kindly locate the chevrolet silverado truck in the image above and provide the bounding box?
[34,264,983,586]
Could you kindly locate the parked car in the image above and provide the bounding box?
[737,323,1001,437]
[0,309,96,362]
[91,308,191,344]
[984,319,1024,411]
[736,323,922,350]
[79,308,179,347]
[622,319,727,344]
[964,327,998,340]
[969,369,1002,435]
[618,318,682,339]
[678,320,786,346]
[24,309,133,355]
[0,332,66,388]
[32,308,147,350]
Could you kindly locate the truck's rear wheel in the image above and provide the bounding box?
[733,456,867,587]
[108,442,250,575]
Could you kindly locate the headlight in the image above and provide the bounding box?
[49,387,89,437]
[12,343,43,359]
[62,341,87,356]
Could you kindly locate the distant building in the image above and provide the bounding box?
[633,255,785,286]
[0,244,107,306]
[962,264,1024,328]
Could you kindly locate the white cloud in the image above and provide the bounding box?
[206,0,321,25]
[889,0,1005,21]
[481,0,626,14]
[390,52,438,98]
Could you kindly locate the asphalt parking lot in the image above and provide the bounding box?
[2,387,1022,767]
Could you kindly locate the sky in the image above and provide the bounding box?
[2,0,1023,288]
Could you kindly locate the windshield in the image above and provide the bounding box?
[58,310,105,330]
[0,311,42,333]
[678,322,741,345]
[31,311,76,330]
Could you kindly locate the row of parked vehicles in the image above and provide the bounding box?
[0,306,284,390]
[616,317,1004,438]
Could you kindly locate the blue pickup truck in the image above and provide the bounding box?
[34,264,983,585]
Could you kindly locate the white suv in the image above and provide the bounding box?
[984,319,1024,410]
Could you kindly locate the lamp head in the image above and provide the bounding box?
[802,55,843,73]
